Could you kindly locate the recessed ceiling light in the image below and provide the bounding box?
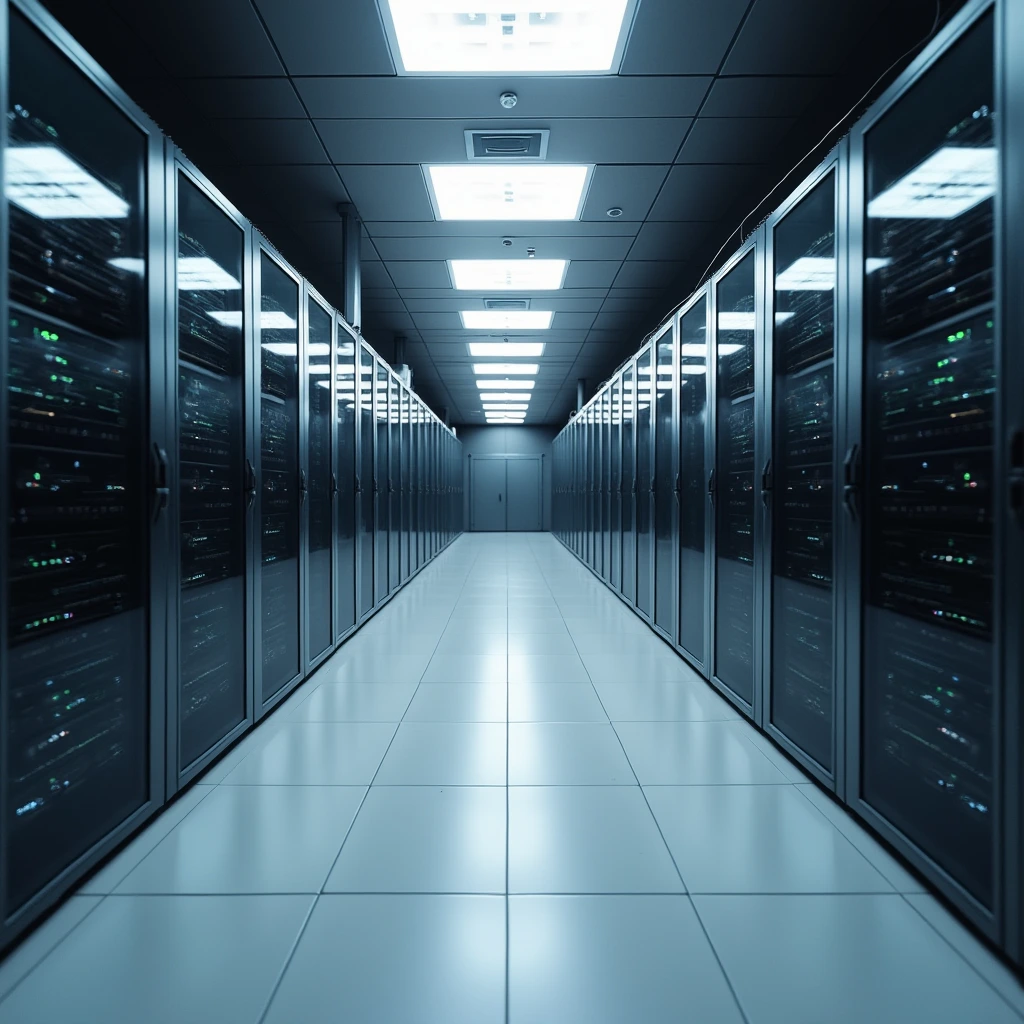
[380,0,638,75]
[472,363,539,375]
[429,165,590,222]
[461,310,553,330]
[480,391,536,402]
[468,342,545,357]
[450,259,567,291]
[482,403,530,411]
[477,379,536,390]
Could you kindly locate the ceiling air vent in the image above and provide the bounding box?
[484,298,531,310]
[465,129,550,160]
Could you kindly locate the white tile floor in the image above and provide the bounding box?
[1,533,1023,1023]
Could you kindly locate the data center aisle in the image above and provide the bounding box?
[1,533,1023,1024]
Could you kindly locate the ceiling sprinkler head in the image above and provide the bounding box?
[606,207,624,218]
[499,91,519,109]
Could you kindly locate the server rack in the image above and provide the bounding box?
[610,375,622,591]
[710,232,766,719]
[621,361,636,604]
[2,0,168,949]
[602,389,612,580]
[675,288,712,677]
[760,146,847,789]
[387,373,400,593]
[356,342,374,621]
[253,239,304,715]
[400,385,410,582]
[304,284,334,673]
[373,357,389,604]
[845,0,1003,940]
[635,342,655,621]
[334,317,357,642]
[168,152,253,789]
[653,319,677,640]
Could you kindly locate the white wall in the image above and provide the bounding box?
[455,425,558,531]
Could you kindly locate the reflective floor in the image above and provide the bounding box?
[1,533,1022,1023]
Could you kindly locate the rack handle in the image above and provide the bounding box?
[298,468,308,505]
[708,469,717,505]
[151,443,170,521]
[245,458,257,509]
[331,473,338,497]
[843,444,860,519]
[761,458,773,506]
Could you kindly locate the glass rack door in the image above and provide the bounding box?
[610,376,622,591]
[306,297,333,664]
[401,387,411,581]
[175,174,247,768]
[603,390,612,579]
[860,10,996,907]
[388,374,401,592]
[335,327,356,637]
[621,364,636,604]
[636,347,654,618]
[654,327,676,635]
[5,10,152,909]
[258,252,301,703]
[357,345,374,618]
[678,295,708,664]
[714,250,757,705]
[374,360,389,603]
[769,170,837,772]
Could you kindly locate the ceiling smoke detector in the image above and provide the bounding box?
[499,91,518,109]
[606,207,623,218]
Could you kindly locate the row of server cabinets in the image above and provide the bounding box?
[0,0,464,950]
[553,0,1024,967]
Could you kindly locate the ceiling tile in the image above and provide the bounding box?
[722,0,890,76]
[336,165,435,221]
[601,295,660,313]
[204,119,330,165]
[613,261,692,289]
[580,165,670,222]
[109,0,286,76]
[701,76,834,117]
[316,118,691,165]
[361,262,396,289]
[374,236,634,262]
[627,221,715,261]
[404,297,604,314]
[676,117,797,164]
[365,220,640,238]
[297,75,711,120]
[175,78,306,119]
[216,165,350,227]
[620,0,751,75]
[254,0,395,75]
[387,262,453,289]
[562,262,622,289]
[363,297,408,313]
[647,164,760,221]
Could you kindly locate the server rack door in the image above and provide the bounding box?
[596,399,605,576]
[174,169,248,771]
[373,359,389,603]
[713,248,758,707]
[854,7,997,912]
[677,293,709,667]
[635,346,655,618]
[5,8,159,916]
[305,293,333,666]
[415,406,424,569]
[654,324,677,636]
[388,375,400,591]
[357,344,374,618]
[583,408,591,564]
[571,422,579,553]
[621,364,637,603]
[611,375,622,590]
[256,249,302,706]
[400,388,411,580]
[766,165,839,775]
[334,323,356,638]
[429,422,437,556]
[598,389,606,577]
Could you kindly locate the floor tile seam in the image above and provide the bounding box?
[0,892,109,1009]
[319,547,479,895]
[901,889,1024,1019]
[96,783,221,898]
[684,893,755,1024]
[255,892,320,1024]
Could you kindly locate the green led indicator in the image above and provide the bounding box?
[33,472,41,481]
[964,472,971,481]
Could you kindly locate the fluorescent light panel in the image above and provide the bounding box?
[382,0,636,74]
[468,341,545,357]
[472,363,538,375]
[429,165,590,222]
[477,379,535,390]
[450,259,567,291]
[461,310,553,330]
[482,404,529,411]
[481,391,536,402]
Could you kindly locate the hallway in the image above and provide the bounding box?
[0,533,1021,1023]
